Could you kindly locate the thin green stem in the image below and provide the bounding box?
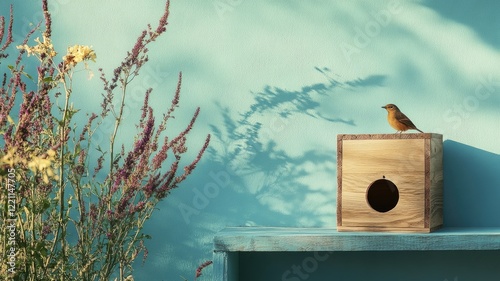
[57,73,73,281]
[103,70,130,280]
[30,182,36,279]
[108,70,130,201]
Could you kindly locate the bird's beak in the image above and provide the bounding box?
[381,106,386,109]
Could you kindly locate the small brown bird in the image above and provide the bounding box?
[382,104,423,133]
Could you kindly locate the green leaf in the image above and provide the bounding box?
[41,198,50,212]
[36,241,48,257]
[8,65,14,70]
[21,71,33,80]
[43,76,54,82]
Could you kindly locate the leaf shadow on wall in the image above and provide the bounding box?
[135,68,387,280]
[443,140,500,227]
[206,67,387,227]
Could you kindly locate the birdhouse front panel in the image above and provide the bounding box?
[337,134,443,233]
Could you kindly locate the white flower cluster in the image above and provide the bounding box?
[16,35,57,58]
[63,44,96,66]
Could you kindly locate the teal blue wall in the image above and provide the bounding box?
[2,0,500,280]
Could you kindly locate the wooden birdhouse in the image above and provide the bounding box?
[337,133,443,233]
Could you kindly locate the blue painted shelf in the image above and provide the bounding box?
[213,227,500,280]
[214,227,500,252]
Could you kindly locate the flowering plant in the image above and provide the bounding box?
[0,1,210,280]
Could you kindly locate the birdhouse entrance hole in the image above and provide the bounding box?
[366,178,399,213]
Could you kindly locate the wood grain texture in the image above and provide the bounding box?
[341,172,425,228]
[337,135,343,226]
[342,139,425,174]
[337,133,443,232]
[429,135,444,228]
[338,133,436,140]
